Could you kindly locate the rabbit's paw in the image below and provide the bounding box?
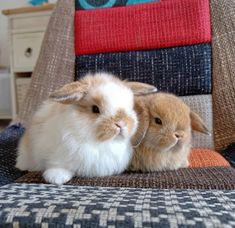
[181,159,189,168]
[43,168,73,185]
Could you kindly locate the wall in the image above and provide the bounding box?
[0,1,29,67]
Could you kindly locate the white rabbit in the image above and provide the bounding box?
[16,72,156,185]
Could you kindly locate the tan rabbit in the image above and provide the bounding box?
[129,92,210,172]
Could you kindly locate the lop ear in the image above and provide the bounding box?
[49,81,89,104]
[132,98,150,147]
[190,111,210,135]
[125,81,157,96]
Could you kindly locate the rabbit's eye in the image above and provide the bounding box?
[155,117,162,125]
[92,105,100,114]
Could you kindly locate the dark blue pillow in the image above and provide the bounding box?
[76,44,212,96]
[0,124,27,186]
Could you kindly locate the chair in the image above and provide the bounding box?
[0,0,234,226]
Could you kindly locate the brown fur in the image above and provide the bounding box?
[75,92,108,122]
[129,93,209,172]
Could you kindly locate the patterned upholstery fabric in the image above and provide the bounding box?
[0,184,234,227]
[76,0,159,10]
[75,0,211,55]
[76,44,212,96]
[0,125,26,187]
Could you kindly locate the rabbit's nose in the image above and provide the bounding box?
[174,132,184,139]
[115,121,126,129]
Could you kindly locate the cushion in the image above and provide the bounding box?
[75,0,211,55]
[189,148,230,168]
[76,44,212,96]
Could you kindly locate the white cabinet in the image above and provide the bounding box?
[11,14,51,31]
[2,4,55,119]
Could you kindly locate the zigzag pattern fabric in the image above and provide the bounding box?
[1,184,235,227]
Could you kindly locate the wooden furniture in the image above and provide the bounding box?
[2,4,55,119]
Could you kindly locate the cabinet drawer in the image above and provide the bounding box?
[11,14,51,31]
[12,32,44,72]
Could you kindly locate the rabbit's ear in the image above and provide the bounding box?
[190,111,210,135]
[132,99,150,147]
[126,81,157,96]
[49,81,89,104]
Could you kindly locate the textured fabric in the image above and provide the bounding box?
[182,95,214,148]
[210,0,235,150]
[221,143,235,168]
[75,0,211,55]
[0,184,235,227]
[76,44,212,96]
[0,125,26,187]
[16,167,235,190]
[16,0,75,127]
[189,148,230,168]
[76,0,159,10]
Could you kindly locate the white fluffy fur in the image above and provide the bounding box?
[16,73,138,185]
